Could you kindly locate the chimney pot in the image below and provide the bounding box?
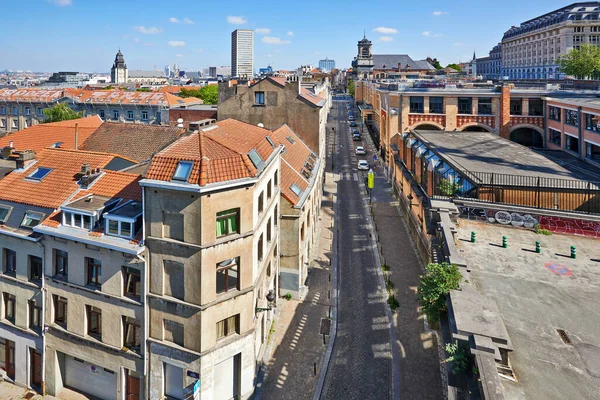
[9,140,13,148]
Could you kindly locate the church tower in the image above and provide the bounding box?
[111,49,128,84]
[352,33,374,80]
[472,51,477,79]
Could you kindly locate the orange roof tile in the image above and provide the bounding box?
[0,116,102,154]
[299,88,325,107]
[158,85,187,94]
[0,148,116,209]
[146,119,276,185]
[164,93,203,107]
[268,76,287,87]
[0,88,65,102]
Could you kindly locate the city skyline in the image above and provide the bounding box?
[2,0,575,72]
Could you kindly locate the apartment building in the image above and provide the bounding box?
[231,29,254,78]
[141,119,282,399]
[501,2,600,80]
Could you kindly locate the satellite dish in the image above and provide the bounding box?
[257,123,264,128]
[177,118,184,124]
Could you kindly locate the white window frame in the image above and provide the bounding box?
[99,110,105,119]
[141,110,148,120]
[104,217,134,239]
[25,107,30,116]
[62,211,94,230]
[21,211,44,229]
[127,110,134,120]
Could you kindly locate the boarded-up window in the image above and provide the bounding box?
[163,212,184,241]
[163,260,185,300]
[267,91,278,106]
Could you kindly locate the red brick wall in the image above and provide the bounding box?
[169,109,217,128]
[500,85,511,139]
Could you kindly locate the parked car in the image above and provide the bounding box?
[348,116,355,121]
[358,160,370,170]
[352,129,359,135]
[350,121,357,127]
[355,146,366,155]
[353,133,361,141]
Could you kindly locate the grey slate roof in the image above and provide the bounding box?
[373,55,434,71]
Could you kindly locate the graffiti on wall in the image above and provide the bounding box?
[458,206,600,238]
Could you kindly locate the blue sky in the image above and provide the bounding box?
[2,0,574,72]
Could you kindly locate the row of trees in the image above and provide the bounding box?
[179,86,218,104]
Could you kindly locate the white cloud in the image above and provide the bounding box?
[432,11,447,16]
[373,27,397,34]
[169,17,180,23]
[184,17,194,24]
[135,26,163,34]
[379,36,394,42]
[49,0,71,6]
[287,31,294,36]
[313,51,322,55]
[196,49,204,53]
[176,54,184,58]
[134,38,140,43]
[227,15,247,25]
[422,31,443,37]
[255,28,271,34]
[262,36,291,45]
[267,54,273,58]
[168,41,186,47]
[452,42,465,47]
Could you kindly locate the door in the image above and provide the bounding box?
[125,373,140,400]
[164,362,183,400]
[30,349,42,388]
[64,355,117,400]
[5,340,15,380]
[214,354,240,400]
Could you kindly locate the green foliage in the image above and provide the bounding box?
[445,342,470,374]
[385,277,394,291]
[534,224,552,235]
[348,79,355,97]
[283,293,292,301]
[387,294,399,311]
[559,43,600,79]
[417,262,462,323]
[446,63,462,72]
[437,178,460,196]
[381,263,391,272]
[136,87,151,92]
[179,85,218,104]
[103,85,114,90]
[42,103,83,123]
[428,57,442,70]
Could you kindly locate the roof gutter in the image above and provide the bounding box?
[0,229,42,242]
[34,225,144,255]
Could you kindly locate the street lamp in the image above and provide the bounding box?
[255,290,277,313]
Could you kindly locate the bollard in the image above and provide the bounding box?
[502,235,508,248]
[571,245,576,259]
[471,231,476,243]
[535,241,541,254]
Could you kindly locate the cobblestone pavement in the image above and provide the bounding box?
[321,100,392,400]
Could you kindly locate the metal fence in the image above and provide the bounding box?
[431,169,600,215]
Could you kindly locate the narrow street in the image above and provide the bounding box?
[321,98,393,399]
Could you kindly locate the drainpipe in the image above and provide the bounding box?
[141,186,149,397]
[36,240,46,395]
[578,106,584,161]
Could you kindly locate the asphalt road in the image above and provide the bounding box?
[321,99,393,399]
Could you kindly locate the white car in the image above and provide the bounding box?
[357,160,370,170]
[355,146,366,155]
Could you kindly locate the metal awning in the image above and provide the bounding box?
[427,155,441,171]
[407,138,416,147]
[416,145,428,158]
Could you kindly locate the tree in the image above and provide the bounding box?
[42,103,83,123]
[427,57,442,70]
[179,85,218,104]
[446,63,462,73]
[136,87,151,92]
[559,43,600,79]
[348,79,355,97]
[417,262,462,323]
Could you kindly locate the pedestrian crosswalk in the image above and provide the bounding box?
[339,172,360,181]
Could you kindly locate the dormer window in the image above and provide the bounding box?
[27,167,52,181]
[104,201,142,239]
[21,211,44,229]
[63,212,93,230]
[173,161,193,181]
[0,205,12,224]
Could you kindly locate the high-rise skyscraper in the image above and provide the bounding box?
[318,58,336,71]
[231,29,254,78]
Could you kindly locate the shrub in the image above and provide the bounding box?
[283,293,292,301]
[387,294,399,311]
[381,263,391,272]
[417,262,462,323]
[534,224,552,235]
[445,342,470,374]
[385,278,394,292]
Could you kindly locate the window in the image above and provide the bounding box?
[274,170,278,186]
[12,107,18,115]
[163,319,184,346]
[258,192,264,213]
[458,98,472,114]
[172,161,193,181]
[429,97,443,114]
[29,256,42,281]
[549,128,561,145]
[549,106,561,121]
[54,249,68,279]
[0,118,4,128]
[273,243,278,258]
[63,212,93,230]
[274,205,278,226]
[53,295,67,327]
[86,258,101,288]
[0,107,5,115]
[585,114,600,132]
[255,91,265,105]
[123,317,141,353]
[37,108,43,116]
[586,142,600,162]
[27,168,52,181]
[565,109,579,127]
[566,135,580,153]
[123,267,141,300]
[11,119,17,129]
[112,110,119,120]
[409,97,424,113]
[0,205,11,224]
[127,110,134,120]
[4,249,16,275]
[163,212,184,241]
[142,110,148,120]
[267,218,272,242]
[108,220,119,235]
[529,99,543,116]
[4,294,15,324]
[25,107,30,116]
[216,258,239,294]
[258,234,264,262]
[510,99,522,115]
[29,300,41,330]
[267,261,271,277]
[216,208,240,237]
[99,110,105,119]
[267,180,272,199]
[216,315,239,339]
[105,218,133,238]
[478,98,492,115]
[163,260,184,300]
[87,306,102,339]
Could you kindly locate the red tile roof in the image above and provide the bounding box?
[0,116,102,154]
[268,76,287,87]
[299,88,325,107]
[0,148,117,208]
[146,119,276,185]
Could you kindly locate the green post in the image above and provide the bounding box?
[571,245,576,259]
[535,241,541,254]
[502,235,508,248]
[471,231,476,243]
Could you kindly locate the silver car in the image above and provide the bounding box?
[355,146,366,155]
[358,160,369,170]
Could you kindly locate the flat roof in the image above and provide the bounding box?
[109,201,142,219]
[413,130,599,182]
[64,194,114,212]
[545,95,600,109]
[456,220,600,399]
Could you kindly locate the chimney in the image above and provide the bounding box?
[74,122,79,150]
[79,164,102,189]
[81,163,92,175]
[9,140,13,148]
[15,150,36,169]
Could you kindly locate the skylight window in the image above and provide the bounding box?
[21,211,44,229]
[27,167,52,181]
[290,184,303,197]
[0,205,12,224]
[286,136,295,145]
[266,136,275,148]
[248,149,265,170]
[173,161,193,181]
